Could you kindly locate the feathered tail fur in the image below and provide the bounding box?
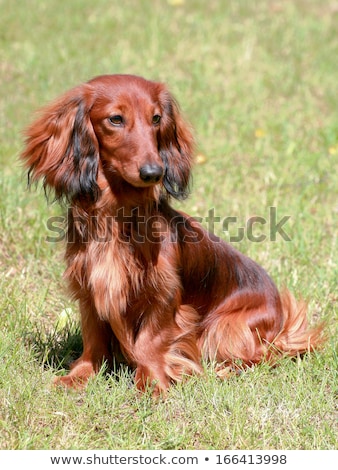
[273,290,325,356]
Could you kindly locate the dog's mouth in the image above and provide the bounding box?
[102,160,164,189]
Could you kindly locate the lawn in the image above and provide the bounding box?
[0,0,337,450]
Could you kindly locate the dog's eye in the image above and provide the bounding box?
[152,114,161,125]
[108,115,124,126]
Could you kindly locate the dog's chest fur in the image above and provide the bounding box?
[65,217,181,340]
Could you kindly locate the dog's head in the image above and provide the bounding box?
[22,74,194,204]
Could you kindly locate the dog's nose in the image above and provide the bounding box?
[139,164,163,183]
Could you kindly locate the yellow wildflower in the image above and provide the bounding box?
[255,128,266,138]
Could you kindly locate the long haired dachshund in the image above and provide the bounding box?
[21,74,323,394]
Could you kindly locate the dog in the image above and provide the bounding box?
[21,74,324,394]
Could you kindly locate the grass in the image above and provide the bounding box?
[0,0,337,450]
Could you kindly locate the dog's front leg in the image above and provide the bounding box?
[54,296,113,388]
[132,305,202,396]
[133,328,172,396]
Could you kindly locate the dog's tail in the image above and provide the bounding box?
[199,289,325,371]
[272,290,325,357]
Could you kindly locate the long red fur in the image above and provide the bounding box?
[21,74,324,394]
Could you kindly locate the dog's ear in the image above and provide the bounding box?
[21,84,100,203]
[158,89,194,200]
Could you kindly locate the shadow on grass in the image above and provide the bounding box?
[25,320,132,382]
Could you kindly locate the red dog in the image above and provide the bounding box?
[22,74,323,394]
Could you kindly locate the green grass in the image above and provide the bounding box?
[0,0,337,450]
